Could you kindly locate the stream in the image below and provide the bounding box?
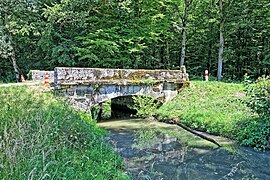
[98,118,270,180]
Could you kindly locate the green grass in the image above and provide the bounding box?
[156,80,270,149]
[0,86,129,179]
[157,81,254,138]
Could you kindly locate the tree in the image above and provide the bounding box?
[217,0,224,81]
[0,0,269,82]
[0,0,46,81]
[180,0,193,67]
[0,0,20,81]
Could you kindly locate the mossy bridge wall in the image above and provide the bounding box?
[53,67,189,111]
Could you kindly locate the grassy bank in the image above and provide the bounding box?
[0,86,129,179]
[156,81,269,149]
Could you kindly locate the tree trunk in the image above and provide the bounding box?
[217,0,224,81]
[180,0,191,67]
[156,116,222,147]
[166,40,170,69]
[3,5,20,82]
[11,53,20,82]
[175,121,221,147]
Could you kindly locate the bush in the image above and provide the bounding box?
[238,76,270,150]
[129,95,160,118]
[245,76,270,117]
[235,117,270,150]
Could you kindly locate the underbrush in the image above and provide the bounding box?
[244,76,270,117]
[235,116,270,150]
[239,76,270,150]
[0,86,129,179]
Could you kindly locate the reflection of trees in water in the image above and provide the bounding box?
[106,130,188,165]
[151,133,188,163]
[116,131,189,179]
[102,120,270,180]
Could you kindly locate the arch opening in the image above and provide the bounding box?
[95,95,162,121]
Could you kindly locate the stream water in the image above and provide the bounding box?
[98,118,270,180]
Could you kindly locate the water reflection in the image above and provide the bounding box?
[99,119,270,180]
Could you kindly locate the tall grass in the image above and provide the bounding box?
[0,86,129,179]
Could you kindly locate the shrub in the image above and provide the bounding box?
[238,76,270,150]
[235,117,270,150]
[129,95,160,118]
[244,76,270,117]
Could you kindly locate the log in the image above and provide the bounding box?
[158,117,222,147]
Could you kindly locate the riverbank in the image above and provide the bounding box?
[98,118,270,179]
[0,86,129,179]
[155,81,269,150]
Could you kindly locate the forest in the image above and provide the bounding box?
[1,1,270,178]
[0,0,269,82]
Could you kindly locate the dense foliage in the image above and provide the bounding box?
[236,77,270,150]
[245,76,270,117]
[0,0,269,82]
[129,95,160,118]
[235,116,270,150]
[0,86,128,179]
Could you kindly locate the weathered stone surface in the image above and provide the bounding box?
[54,67,188,85]
[54,67,189,111]
[30,70,54,81]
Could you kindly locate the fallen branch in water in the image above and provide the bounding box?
[156,116,222,147]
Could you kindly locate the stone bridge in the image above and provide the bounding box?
[54,67,189,112]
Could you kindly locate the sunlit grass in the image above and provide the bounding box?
[157,81,254,138]
[0,86,129,179]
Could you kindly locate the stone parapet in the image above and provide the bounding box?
[54,67,189,85]
[30,70,54,81]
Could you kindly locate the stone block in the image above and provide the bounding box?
[30,70,54,81]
